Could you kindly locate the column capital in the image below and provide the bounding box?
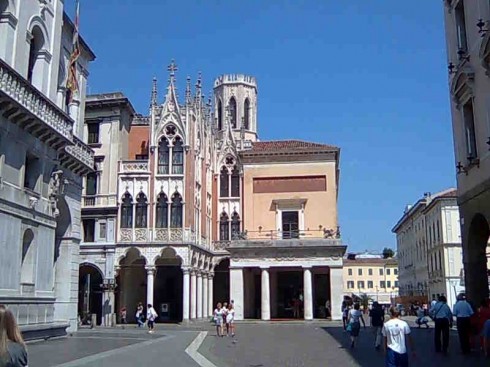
[182,267,192,275]
[208,271,215,278]
[145,265,156,275]
[260,266,270,270]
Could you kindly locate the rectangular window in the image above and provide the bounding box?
[282,211,299,239]
[379,269,384,276]
[386,268,391,275]
[86,172,97,195]
[357,281,365,289]
[135,154,148,160]
[455,1,468,54]
[368,268,373,276]
[394,268,398,275]
[395,281,399,288]
[24,153,40,191]
[348,269,352,276]
[99,222,107,240]
[463,100,478,159]
[87,123,100,144]
[367,281,373,289]
[347,281,354,289]
[387,281,391,288]
[380,281,386,289]
[83,219,95,242]
[358,269,362,276]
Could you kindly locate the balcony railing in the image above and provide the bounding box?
[83,194,117,207]
[119,160,149,174]
[64,135,94,172]
[118,228,197,243]
[231,228,340,241]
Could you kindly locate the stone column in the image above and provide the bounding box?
[329,267,343,321]
[261,267,271,321]
[182,268,190,321]
[208,272,214,316]
[197,271,203,318]
[190,270,197,319]
[146,266,156,306]
[202,273,209,319]
[303,267,313,320]
[102,289,115,326]
[230,267,244,320]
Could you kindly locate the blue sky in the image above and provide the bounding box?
[69,0,455,253]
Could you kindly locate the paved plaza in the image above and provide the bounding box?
[26,319,490,367]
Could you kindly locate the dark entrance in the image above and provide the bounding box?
[154,248,183,322]
[276,271,302,318]
[313,273,330,318]
[282,211,299,239]
[213,259,230,306]
[78,264,103,325]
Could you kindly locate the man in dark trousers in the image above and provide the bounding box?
[430,295,453,354]
[369,301,385,350]
[453,294,474,354]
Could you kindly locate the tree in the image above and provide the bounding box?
[383,247,395,259]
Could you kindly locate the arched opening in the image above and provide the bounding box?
[465,213,490,302]
[158,137,170,174]
[155,192,168,228]
[229,97,237,129]
[116,248,147,323]
[219,212,229,241]
[120,192,133,228]
[27,25,46,88]
[220,166,229,197]
[135,193,148,228]
[244,98,250,130]
[78,264,103,326]
[170,192,183,228]
[231,212,240,240]
[231,166,240,197]
[217,99,223,130]
[213,259,230,308]
[0,1,13,63]
[172,137,184,174]
[20,229,36,286]
[154,248,183,322]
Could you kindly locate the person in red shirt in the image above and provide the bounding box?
[477,299,490,354]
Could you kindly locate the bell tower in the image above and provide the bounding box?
[213,74,258,147]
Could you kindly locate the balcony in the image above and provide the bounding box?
[83,194,117,208]
[119,160,149,174]
[118,228,197,244]
[0,58,93,175]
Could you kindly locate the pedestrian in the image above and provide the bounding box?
[453,294,474,354]
[429,295,452,354]
[369,301,385,350]
[431,296,437,309]
[415,306,429,329]
[347,303,365,348]
[146,304,158,333]
[119,307,127,329]
[325,300,331,319]
[0,305,28,367]
[221,302,229,336]
[226,303,235,337]
[213,302,223,337]
[136,302,144,328]
[382,306,416,367]
[477,299,490,356]
[342,298,350,330]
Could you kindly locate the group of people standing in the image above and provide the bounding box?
[119,302,158,333]
[213,301,236,337]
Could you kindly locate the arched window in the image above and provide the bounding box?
[231,212,240,240]
[231,166,240,197]
[135,193,148,228]
[28,26,45,86]
[158,137,170,174]
[155,192,168,228]
[170,193,183,228]
[220,166,229,197]
[229,97,237,129]
[120,192,133,228]
[172,137,184,174]
[21,229,35,284]
[217,99,223,130]
[219,212,229,241]
[244,98,250,130]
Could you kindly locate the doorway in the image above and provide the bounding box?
[276,271,302,318]
[78,264,103,325]
[282,211,299,239]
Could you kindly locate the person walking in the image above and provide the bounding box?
[347,303,366,348]
[0,305,28,367]
[226,303,235,337]
[430,295,452,354]
[119,307,127,329]
[369,301,385,350]
[135,302,144,328]
[213,303,223,337]
[146,304,158,334]
[382,306,415,367]
[453,294,474,354]
[221,302,229,336]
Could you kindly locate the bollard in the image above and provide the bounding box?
[111,313,117,327]
[90,313,97,328]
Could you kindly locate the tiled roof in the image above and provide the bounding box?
[436,189,457,198]
[249,140,338,152]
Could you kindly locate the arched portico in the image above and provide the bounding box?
[78,263,103,325]
[213,258,230,308]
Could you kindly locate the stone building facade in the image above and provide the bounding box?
[0,0,94,337]
[80,65,346,324]
[442,0,490,302]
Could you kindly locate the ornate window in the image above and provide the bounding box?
[155,192,168,228]
[27,26,45,85]
[220,166,229,197]
[172,137,184,174]
[120,192,133,228]
[231,166,240,197]
[219,212,229,241]
[229,97,237,128]
[158,137,170,174]
[218,99,223,130]
[244,98,250,129]
[463,100,478,159]
[135,193,148,228]
[231,212,240,239]
[170,193,183,228]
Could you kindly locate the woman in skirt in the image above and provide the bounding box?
[214,302,223,337]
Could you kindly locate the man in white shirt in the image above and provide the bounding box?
[382,307,415,367]
[453,294,474,354]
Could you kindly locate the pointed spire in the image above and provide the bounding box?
[167,59,178,83]
[150,77,158,107]
[185,76,192,105]
[194,71,202,106]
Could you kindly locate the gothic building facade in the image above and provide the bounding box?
[80,64,345,324]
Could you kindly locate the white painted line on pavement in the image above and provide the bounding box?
[185,331,218,367]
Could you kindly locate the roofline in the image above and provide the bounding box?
[422,193,458,214]
[391,199,426,233]
[63,12,96,61]
[86,93,136,116]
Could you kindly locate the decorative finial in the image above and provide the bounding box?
[151,77,158,107]
[185,76,192,105]
[167,59,178,81]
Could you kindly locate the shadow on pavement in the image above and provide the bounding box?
[321,325,489,367]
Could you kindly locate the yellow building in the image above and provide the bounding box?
[343,257,399,305]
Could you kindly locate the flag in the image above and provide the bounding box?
[66,0,80,102]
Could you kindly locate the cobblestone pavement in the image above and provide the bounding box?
[199,320,490,367]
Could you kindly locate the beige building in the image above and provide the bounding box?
[343,257,399,305]
[443,0,490,301]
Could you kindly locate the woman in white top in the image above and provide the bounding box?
[221,302,229,336]
[347,303,366,348]
[213,303,223,337]
[226,304,235,337]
